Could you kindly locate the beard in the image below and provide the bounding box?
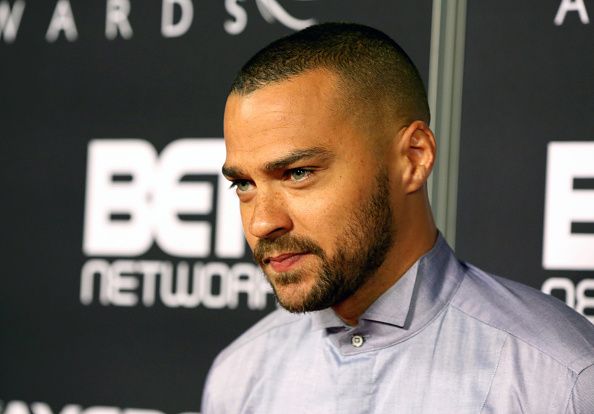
[253,170,394,313]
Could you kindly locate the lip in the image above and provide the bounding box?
[266,252,308,272]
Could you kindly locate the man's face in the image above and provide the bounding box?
[223,70,396,312]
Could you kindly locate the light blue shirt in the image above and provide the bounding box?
[202,236,594,413]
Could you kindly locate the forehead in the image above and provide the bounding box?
[223,70,352,164]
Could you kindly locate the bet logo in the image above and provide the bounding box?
[83,139,244,258]
[542,142,594,270]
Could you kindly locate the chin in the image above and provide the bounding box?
[273,282,316,313]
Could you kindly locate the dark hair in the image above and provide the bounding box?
[230,22,430,124]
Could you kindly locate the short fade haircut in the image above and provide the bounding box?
[230,22,430,124]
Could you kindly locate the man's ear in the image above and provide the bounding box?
[398,121,436,194]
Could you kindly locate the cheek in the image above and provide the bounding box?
[289,193,347,241]
[290,171,379,243]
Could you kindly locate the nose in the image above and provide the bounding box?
[247,189,292,240]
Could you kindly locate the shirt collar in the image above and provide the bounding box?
[360,260,418,327]
[310,233,458,331]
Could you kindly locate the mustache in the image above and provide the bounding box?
[253,234,325,264]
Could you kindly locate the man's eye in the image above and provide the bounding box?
[289,168,311,182]
[231,180,253,192]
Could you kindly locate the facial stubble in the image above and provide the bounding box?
[253,170,394,313]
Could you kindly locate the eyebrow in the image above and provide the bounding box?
[222,147,334,179]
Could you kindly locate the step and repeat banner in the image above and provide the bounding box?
[457,1,594,323]
[0,1,432,413]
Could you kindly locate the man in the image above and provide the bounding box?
[202,23,594,413]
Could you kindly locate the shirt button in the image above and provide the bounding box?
[351,335,364,348]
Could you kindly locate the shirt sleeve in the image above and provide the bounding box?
[566,364,594,414]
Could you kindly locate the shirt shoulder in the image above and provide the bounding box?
[450,262,594,373]
[201,309,310,413]
[213,307,305,366]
